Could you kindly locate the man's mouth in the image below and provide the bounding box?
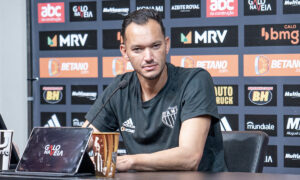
[142,64,157,71]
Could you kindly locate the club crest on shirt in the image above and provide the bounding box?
[162,106,178,128]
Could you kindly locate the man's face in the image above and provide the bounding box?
[120,19,170,80]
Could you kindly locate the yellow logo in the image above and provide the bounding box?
[48,59,61,77]
[255,55,270,75]
[180,57,195,68]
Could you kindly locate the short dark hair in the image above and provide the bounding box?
[121,9,165,42]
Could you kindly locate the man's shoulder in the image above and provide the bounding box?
[103,71,135,93]
[114,71,136,84]
[168,63,211,81]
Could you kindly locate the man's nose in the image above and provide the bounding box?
[144,48,153,61]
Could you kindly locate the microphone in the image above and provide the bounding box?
[86,80,128,128]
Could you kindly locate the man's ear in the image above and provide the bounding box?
[120,43,129,60]
[165,36,170,55]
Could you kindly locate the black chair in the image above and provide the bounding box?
[222,131,269,173]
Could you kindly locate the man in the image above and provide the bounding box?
[83,9,226,172]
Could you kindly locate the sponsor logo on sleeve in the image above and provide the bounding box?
[245,115,277,136]
[71,85,98,105]
[244,0,276,16]
[38,2,65,23]
[102,57,134,78]
[244,54,300,76]
[171,26,238,48]
[245,24,300,46]
[102,0,130,20]
[206,0,238,17]
[171,55,238,77]
[284,146,300,168]
[245,85,277,106]
[284,115,300,137]
[41,112,66,127]
[219,114,239,131]
[103,29,123,49]
[70,1,97,21]
[283,0,300,14]
[40,85,66,104]
[71,113,87,127]
[214,85,238,106]
[264,145,277,167]
[136,0,165,18]
[39,57,98,78]
[283,85,300,106]
[39,30,97,50]
[170,0,201,18]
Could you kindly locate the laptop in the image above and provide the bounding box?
[0,113,20,169]
[7,127,94,177]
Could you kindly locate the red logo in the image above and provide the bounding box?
[206,0,238,17]
[38,2,65,23]
[44,144,63,156]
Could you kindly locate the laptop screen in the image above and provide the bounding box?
[16,127,92,174]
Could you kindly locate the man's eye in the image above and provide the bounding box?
[153,44,161,49]
[133,48,142,52]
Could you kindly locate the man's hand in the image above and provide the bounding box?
[116,155,135,172]
[82,120,100,151]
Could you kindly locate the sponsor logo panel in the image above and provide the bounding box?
[71,85,98,105]
[245,115,277,136]
[245,85,277,106]
[284,146,300,168]
[206,0,238,17]
[244,54,300,76]
[214,85,238,106]
[40,85,66,104]
[103,29,122,49]
[245,24,300,46]
[39,30,97,50]
[284,115,300,137]
[283,85,300,106]
[171,26,238,48]
[102,57,134,77]
[264,145,277,167]
[41,112,66,127]
[38,2,65,23]
[170,0,201,18]
[40,57,98,78]
[283,0,300,14]
[71,113,86,127]
[69,1,97,21]
[171,55,238,77]
[136,0,165,18]
[219,114,239,131]
[244,0,276,16]
[102,0,130,20]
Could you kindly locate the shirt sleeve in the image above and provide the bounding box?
[85,80,119,132]
[180,69,219,123]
